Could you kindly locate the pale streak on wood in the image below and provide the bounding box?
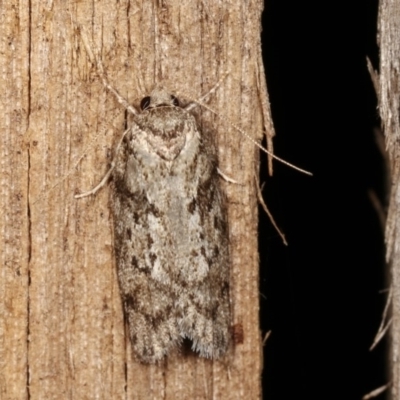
[2,0,271,398]
[377,0,400,398]
[257,44,276,176]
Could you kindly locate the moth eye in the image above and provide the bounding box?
[171,95,179,107]
[140,96,151,110]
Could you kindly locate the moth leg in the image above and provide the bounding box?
[74,164,115,199]
[217,167,238,184]
[75,127,131,199]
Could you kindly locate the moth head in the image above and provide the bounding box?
[140,87,180,110]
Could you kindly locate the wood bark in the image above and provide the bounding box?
[377,0,400,398]
[0,1,272,398]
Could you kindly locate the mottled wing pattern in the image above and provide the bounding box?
[112,89,230,363]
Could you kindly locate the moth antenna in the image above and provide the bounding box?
[184,71,230,112]
[179,90,313,176]
[73,20,138,116]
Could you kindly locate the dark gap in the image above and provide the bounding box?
[259,1,386,399]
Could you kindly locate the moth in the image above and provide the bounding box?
[76,86,230,363]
